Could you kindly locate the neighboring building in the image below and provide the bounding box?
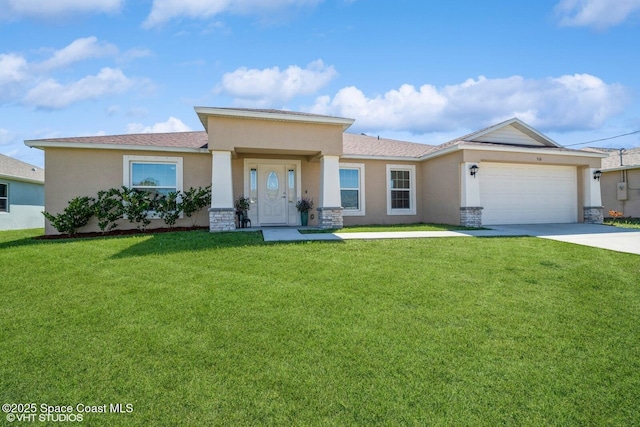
[595,147,640,218]
[25,107,605,235]
[0,154,45,231]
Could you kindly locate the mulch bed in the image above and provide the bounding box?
[35,226,210,240]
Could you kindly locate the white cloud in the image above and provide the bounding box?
[0,128,13,146]
[0,53,27,85]
[24,68,135,109]
[39,37,118,70]
[555,0,640,29]
[143,0,322,28]
[0,53,28,99]
[309,74,629,133]
[126,117,192,134]
[0,0,123,19]
[217,59,337,106]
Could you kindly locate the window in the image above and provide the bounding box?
[123,155,183,197]
[386,165,416,215]
[0,183,7,213]
[339,163,365,216]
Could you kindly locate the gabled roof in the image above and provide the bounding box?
[596,147,640,170]
[195,107,355,131]
[441,118,561,148]
[0,153,44,183]
[25,131,209,153]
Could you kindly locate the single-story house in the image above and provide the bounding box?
[0,153,45,231]
[25,107,606,235]
[596,147,640,218]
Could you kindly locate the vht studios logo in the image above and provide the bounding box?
[110,403,134,413]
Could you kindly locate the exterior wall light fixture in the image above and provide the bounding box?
[469,164,479,177]
[593,170,602,181]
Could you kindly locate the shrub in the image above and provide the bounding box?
[94,188,123,233]
[156,191,181,228]
[120,187,157,231]
[181,185,211,226]
[43,196,95,235]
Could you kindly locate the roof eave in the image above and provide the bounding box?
[24,140,209,154]
[0,173,44,184]
[453,143,608,158]
[194,107,355,131]
[602,165,640,172]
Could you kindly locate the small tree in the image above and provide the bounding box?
[43,196,95,235]
[94,188,123,233]
[181,185,211,226]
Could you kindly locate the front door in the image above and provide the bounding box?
[258,164,287,225]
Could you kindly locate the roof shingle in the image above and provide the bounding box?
[0,154,44,182]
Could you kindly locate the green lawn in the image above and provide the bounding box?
[1,228,639,426]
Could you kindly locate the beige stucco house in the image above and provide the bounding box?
[25,107,606,235]
[597,147,640,218]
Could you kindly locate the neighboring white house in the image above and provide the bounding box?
[0,154,45,231]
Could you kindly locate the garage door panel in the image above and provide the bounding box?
[480,163,577,225]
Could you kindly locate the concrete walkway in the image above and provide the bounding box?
[261,224,640,256]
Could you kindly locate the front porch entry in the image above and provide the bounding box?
[244,159,301,226]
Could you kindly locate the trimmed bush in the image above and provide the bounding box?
[43,196,95,235]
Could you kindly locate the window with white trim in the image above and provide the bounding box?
[0,183,8,213]
[386,164,416,215]
[123,156,183,197]
[339,163,365,216]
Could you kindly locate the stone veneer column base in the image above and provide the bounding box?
[209,207,236,232]
[583,206,604,224]
[317,207,343,229]
[460,206,483,228]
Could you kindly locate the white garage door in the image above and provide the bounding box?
[480,163,577,225]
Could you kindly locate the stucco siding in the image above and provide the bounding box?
[208,116,344,156]
[421,152,463,225]
[44,148,211,234]
[342,159,424,226]
[601,169,640,218]
[0,179,44,230]
[462,149,601,168]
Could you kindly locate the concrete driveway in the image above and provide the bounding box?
[482,223,640,255]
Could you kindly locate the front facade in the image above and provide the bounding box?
[26,108,605,235]
[0,154,45,231]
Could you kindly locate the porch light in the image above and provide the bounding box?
[593,170,602,181]
[469,164,479,177]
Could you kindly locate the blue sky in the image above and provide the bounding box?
[1,0,640,167]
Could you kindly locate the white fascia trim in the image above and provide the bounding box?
[340,154,424,162]
[602,165,640,172]
[453,144,608,158]
[24,140,209,154]
[194,107,355,130]
[0,174,44,185]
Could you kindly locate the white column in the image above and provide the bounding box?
[320,155,342,207]
[583,167,602,207]
[211,151,234,208]
[460,162,481,207]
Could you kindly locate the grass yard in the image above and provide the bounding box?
[1,228,639,426]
